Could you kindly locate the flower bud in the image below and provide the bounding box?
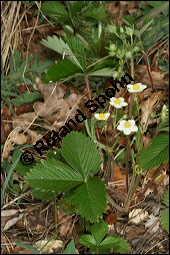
[125,27,133,36]
[133,46,140,52]
[109,44,117,51]
[107,24,117,34]
[161,105,168,120]
[112,71,119,79]
[125,51,132,59]
[120,27,124,33]
[123,114,128,119]
[109,51,116,56]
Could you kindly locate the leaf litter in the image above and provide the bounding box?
[1,1,169,254]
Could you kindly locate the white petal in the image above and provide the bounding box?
[141,85,147,89]
[135,83,142,86]
[105,113,110,119]
[128,89,136,93]
[130,126,138,132]
[94,114,100,120]
[119,97,125,102]
[122,102,128,106]
[128,120,136,125]
[127,85,133,89]
[114,104,122,108]
[109,102,115,106]
[118,120,126,126]
[110,97,116,102]
[123,129,131,135]
[117,124,124,131]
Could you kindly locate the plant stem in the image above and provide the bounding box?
[125,137,129,193]
[137,164,164,201]
[84,74,92,100]
[129,56,134,119]
[54,196,57,232]
[138,35,154,92]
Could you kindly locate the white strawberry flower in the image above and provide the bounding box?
[94,113,110,121]
[127,83,147,93]
[117,120,138,135]
[110,97,128,109]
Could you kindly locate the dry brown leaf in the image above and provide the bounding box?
[111,165,126,194]
[142,133,151,148]
[56,207,73,237]
[10,246,35,254]
[2,127,42,159]
[33,77,86,132]
[105,1,138,25]
[140,91,161,126]
[1,209,25,232]
[135,65,168,89]
[33,77,81,119]
[12,112,37,128]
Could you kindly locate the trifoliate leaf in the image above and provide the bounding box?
[90,220,108,245]
[61,131,102,180]
[70,177,107,222]
[138,134,169,170]
[26,158,83,194]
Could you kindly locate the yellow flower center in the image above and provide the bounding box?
[133,84,139,90]
[114,98,121,104]
[99,113,105,119]
[124,122,131,128]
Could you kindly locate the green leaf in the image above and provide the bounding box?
[84,5,108,21]
[157,117,169,132]
[26,158,83,194]
[61,131,102,179]
[70,177,107,222]
[99,235,131,253]
[31,188,55,201]
[15,160,37,176]
[42,60,82,83]
[161,208,169,233]
[90,220,108,245]
[137,18,154,36]
[123,15,136,27]
[15,242,39,254]
[138,134,169,170]
[63,35,87,71]
[70,1,85,14]
[88,67,115,77]
[64,240,76,254]
[79,235,96,248]
[41,1,69,22]
[41,36,85,71]
[12,91,43,106]
[162,187,169,207]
